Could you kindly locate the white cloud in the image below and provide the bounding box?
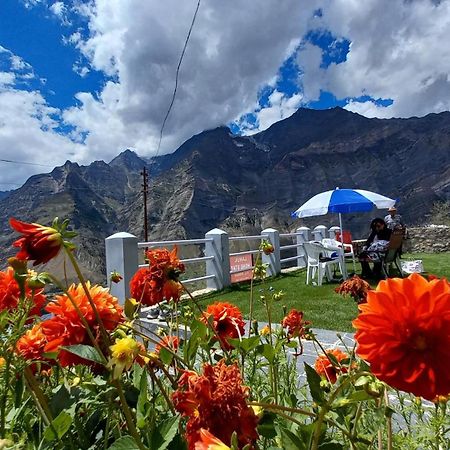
[3,0,450,189]
[0,87,84,188]
[302,0,450,118]
[63,0,319,158]
[238,90,304,135]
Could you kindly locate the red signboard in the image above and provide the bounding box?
[230,253,253,283]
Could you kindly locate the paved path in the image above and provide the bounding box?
[138,315,355,376]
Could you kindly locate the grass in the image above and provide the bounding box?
[194,252,450,333]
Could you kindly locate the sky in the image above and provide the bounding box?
[1,0,450,189]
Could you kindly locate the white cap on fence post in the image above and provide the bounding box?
[105,232,138,305]
[312,225,327,241]
[261,228,281,276]
[205,228,231,291]
[329,226,341,240]
[296,226,310,268]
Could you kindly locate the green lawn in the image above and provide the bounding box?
[194,252,450,333]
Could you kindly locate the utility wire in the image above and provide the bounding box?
[153,0,201,164]
[0,158,53,167]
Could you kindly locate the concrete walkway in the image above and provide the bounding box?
[138,314,354,376]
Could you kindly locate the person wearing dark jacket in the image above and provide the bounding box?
[359,218,392,280]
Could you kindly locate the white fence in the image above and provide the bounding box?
[105,225,342,303]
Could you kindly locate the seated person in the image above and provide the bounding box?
[384,206,405,231]
[359,218,392,280]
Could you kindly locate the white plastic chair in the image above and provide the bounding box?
[303,242,342,286]
[322,238,356,274]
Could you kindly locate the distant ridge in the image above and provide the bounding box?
[1,107,449,282]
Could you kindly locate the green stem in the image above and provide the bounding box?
[310,372,372,450]
[48,275,107,364]
[248,252,261,337]
[113,380,146,450]
[64,247,111,346]
[384,390,392,450]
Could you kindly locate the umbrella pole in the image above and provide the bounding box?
[338,213,348,280]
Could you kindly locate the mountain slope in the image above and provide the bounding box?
[1,107,449,282]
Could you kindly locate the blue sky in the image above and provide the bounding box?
[0,0,449,188]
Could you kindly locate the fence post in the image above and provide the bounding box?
[312,225,327,241]
[296,226,310,268]
[262,228,281,276]
[105,232,138,305]
[205,228,231,290]
[329,226,341,240]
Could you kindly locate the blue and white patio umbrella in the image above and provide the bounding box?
[292,188,396,278]
[292,188,396,219]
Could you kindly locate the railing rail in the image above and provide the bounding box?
[105,225,341,303]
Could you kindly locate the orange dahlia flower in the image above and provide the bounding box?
[46,282,123,333]
[155,335,180,354]
[10,218,63,266]
[195,429,230,450]
[0,267,46,316]
[146,247,185,278]
[281,309,311,339]
[314,348,350,383]
[16,323,48,361]
[335,275,371,304]
[43,282,122,367]
[200,302,245,350]
[353,273,450,400]
[172,360,258,450]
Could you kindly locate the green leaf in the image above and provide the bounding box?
[257,343,276,363]
[44,411,73,442]
[304,363,325,405]
[279,426,307,450]
[61,344,104,364]
[136,369,149,429]
[228,335,261,353]
[107,436,141,450]
[150,416,180,450]
[14,374,24,408]
[158,346,174,366]
[50,385,74,417]
[318,442,344,449]
[257,411,278,439]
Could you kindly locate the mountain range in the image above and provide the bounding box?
[1,107,449,282]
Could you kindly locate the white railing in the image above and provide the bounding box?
[105,225,340,303]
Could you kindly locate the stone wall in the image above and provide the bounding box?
[406,226,450,253]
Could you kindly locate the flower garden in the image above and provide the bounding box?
[0,217,449,449]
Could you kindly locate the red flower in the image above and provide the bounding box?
[195,429,230,450]
[200,302,245,350]
[353,273,450,400]
[173,360,258,449]
[130,247,185,306]
[129,267,163,306]
[0,267,46,316]
[281,309,311,339]
[335,275,371,304]
[10,218,63,266]
[163,279,183,302]
[314,348,350,383]
[155,335,180,354]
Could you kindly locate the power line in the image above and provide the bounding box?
[153,0,202,164]
[0,158,53,167]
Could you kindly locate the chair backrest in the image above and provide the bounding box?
[384,229,404,263]
[335,230,352,244]
[322,238,341,250]
[303,242,325,265]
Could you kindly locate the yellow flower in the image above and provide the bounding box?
[260,325,270,336]
[109,336,140,377]
[0,357,5,368]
